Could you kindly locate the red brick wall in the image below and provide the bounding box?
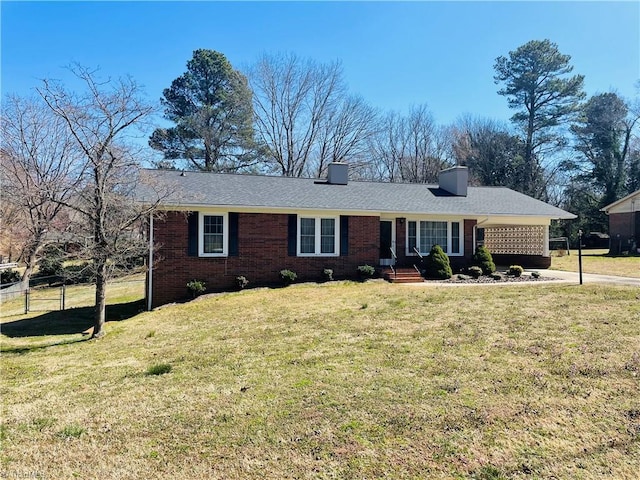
[491,254,551,269]
[609,212,635,239]
[150,211,379,307]
[608,212,639,253]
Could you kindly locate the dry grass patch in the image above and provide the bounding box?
[1,281,639,479]
[550,248,640,278]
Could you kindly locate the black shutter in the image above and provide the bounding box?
[187,212,199,256]
[287,214,297,256]
[229,212,239,256]
[340,215,349,256]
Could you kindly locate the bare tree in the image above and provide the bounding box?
[249,53,344,177]
[38,65,158,338]
[313,94,378,178]
[0,95,81,283]
[369,104,451,183]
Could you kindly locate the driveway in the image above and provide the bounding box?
[539,269,640,287]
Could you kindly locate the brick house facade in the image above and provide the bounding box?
[141,165,575,308]
[602,190,640,254]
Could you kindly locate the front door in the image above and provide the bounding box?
[379,220,394,265]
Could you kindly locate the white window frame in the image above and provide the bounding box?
[406,220,463,257]
[199,212,228,257]
[297,216,340,257]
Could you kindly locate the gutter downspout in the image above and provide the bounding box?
[147,212,154,311]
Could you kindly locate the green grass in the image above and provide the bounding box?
[1,280,639,479]
[550,248,640,278]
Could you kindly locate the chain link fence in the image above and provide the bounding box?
[0,276,145,318]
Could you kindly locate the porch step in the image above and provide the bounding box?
[383,267,424,283]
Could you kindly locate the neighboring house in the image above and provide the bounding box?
[601,189,640,254]
[139,164,575,308]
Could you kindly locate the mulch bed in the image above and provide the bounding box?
[435,273,560,284]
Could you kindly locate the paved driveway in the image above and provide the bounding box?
[539,269,640,287]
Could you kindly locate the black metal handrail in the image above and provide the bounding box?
[389,248,397,278]
[412,247,425,275]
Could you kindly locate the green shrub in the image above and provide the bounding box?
[62,263,95,284]
[424,245,452,279]
[279,269,297,285]
[357,264,375,280]
[146,363,172,376]
[322,268,334,282]
[467,265,483,278]
[0,269,20,285]
[37,255,63,277]
[531,271,541,279]
[472,245,496,274]
[236,275,249,290]
[186,279,206,297]
[490,272,504,281]
[507,265,524,277]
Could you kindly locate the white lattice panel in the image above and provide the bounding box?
[484,226,545,255]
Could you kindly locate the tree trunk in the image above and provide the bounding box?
[525,108,535,197]
[93,260,108,339]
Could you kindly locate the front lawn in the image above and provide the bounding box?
[550,248,639,278]
[1,281,639,479]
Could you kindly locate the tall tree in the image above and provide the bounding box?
[250,53,373,177]
[368,105,451,183]
[0,95,81,283]
[451,116,527,189]
[494,39,585,199]
[571,92,639,206]
[313,94,377,178]
[39,65,160,338]
[150,49,256,172]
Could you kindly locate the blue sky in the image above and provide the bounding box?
[2,1,639,127]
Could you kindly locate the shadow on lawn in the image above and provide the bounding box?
[0,300,144,339]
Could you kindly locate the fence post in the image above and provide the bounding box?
[25,288,30,314]
[61,284,66,311]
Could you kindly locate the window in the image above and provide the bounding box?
[420,221,448,253]
[407,220,462,256]
[408,221,417,253]
[298,217,338,256]
[199,213,228,256]
[451,222,460,254]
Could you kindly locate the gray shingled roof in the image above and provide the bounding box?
[139,169,576,219]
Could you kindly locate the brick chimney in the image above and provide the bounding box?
[438,166,468,196]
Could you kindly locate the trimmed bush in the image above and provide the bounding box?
[467,265,483,279]
[322,268,334,282]
[236,275,249,290]
[507,265,524,277]
[531,271,541,279]
[279,269,297,285]
[472,246,496,274]
[424,245,452,279]
[490,272,504,281]
[356,264,375,280]
[186,279,206,297]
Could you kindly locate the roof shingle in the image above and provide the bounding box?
[139,169,576,219]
